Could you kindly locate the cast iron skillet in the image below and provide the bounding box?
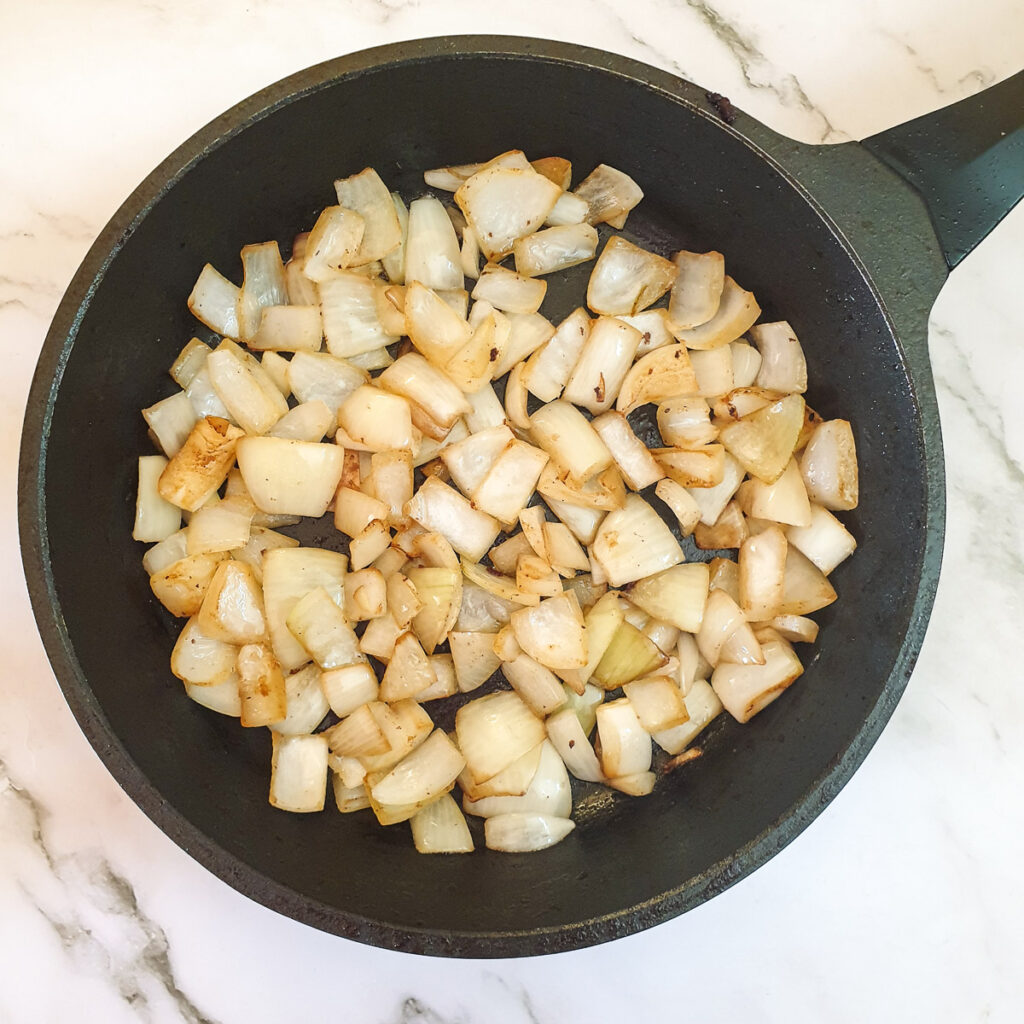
[18,37,1023,957]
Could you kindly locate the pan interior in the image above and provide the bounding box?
[34,50,925,954]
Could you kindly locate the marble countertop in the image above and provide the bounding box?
[3,2,1023,1021]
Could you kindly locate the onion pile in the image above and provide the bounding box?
[133,150,859,854]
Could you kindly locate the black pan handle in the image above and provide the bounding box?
[862,71,1024,269]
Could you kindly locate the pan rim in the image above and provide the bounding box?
[18,34,942,957]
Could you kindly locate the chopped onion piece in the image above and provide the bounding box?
[143,391,199,459]
[563,316,642,414]
[236,241,287,341]
[768,614,820,644]
[785,504,857,574]
[490,311,555,379]
[158,416,244,512]
[465,740,571,818]
[170,337,210,389]
[410,792,474,853]
[471,264,547,314]
[503,360,531,432]
[544,191,590,226]
[463,382,505,433]
[378,352,471,433]
[615,345,699,415]
[143,529,188,576]
[207,347,287,435]
[696,587,748,668]
[779,546,838,615]
[799,419,859,511]
[502,654,570,716]
[738,526,788,620]
[320,662,379,718]
[444,311,501,393]
[471,440,549,525]
[188,264,240,338]
[573,164,643,226]
[455,165,562,261]
[750,321,807,394]
[460,226,481,280]
[440,425,515,496]
[269,733,329,813]
[371,729,464,808]
[186,498,252,556]
[510,592,587,671]
[626,563,710,634]
[593,620,668,689]
[237,642,287,727]
[667,250,725,331]
[382,192,409,284]
[712,637,803,723]
[170,615,237,685]
[652,679,724,754]
[185,676,241,717]
[592,494,684,586]
[333,487,390,539]
[247,305,323,353]
[150,552,225,617]
[286,586,363,671]
[623,676,689,732]
[405,476,501,562]
[518,506,549,561]
[731,340,763,388]
[689,346,735,399]
[522,307,591,402]
[513,223,599,278]
[545,708,605,782]
[591,411,665,490]
[596,698,651,778]
[236,437,344,518]
[587,236,677,316]
[744,457,813,527]
[403,197,464,290]
[529,400,613,483]
[672,276,760,350]
[653,478,702,536]
[197,560,267,645]
[337,385,414,452]
[515,553,562,598]
[134,455,181,543]
[484,813,575,853]
[456,691,546,787]
[657,397,717,450]
[343,567,387,622]
[262,548,346,670]
[406,565,461,653]
[541,494,606,546]
[542,521,590,573]
[719,394,805,485]
[401,280,473,366]
[303,206,365,281]
[532,156,572,189]
[334,167,402,265]
[449,630,502,692]
[461,559,536,606]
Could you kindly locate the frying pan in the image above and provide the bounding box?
[18,37,1023,957]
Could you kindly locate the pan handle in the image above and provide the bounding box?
[861,71,1023,269]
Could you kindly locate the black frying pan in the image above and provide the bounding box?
[18,37,1023,957]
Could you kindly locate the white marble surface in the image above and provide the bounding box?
[3,1,1023,1020]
